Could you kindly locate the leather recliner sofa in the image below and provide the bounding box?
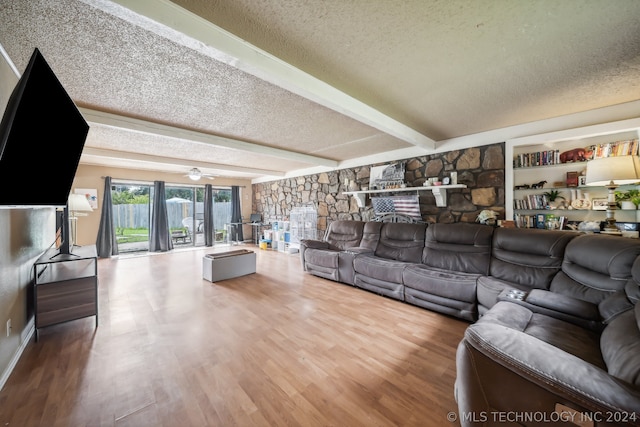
[455,256,640,426]
[300,220,640,425]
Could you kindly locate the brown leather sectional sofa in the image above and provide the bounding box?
[299,220,640,426]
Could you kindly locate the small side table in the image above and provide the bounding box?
[33,245,98,341]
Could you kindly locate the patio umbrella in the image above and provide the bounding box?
[166,197,190,203]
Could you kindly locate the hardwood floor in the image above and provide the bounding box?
[0,246,469,426]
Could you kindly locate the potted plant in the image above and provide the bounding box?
[615,189,640,209]
[543,190,565,209]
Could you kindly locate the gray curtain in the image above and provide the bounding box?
[149,180,173,252]
[231,185,243,242]
[204,184,214,246]
[96,176,119,258]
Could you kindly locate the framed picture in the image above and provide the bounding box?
[578,176,587,186]
[592,199,608,211]
[369,163,405,189]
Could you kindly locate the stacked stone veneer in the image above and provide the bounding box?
[252,142,505,233]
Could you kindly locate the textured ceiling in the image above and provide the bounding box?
[1,0,640,181]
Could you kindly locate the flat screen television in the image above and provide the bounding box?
[0,47,89,207]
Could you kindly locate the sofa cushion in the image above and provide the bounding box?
[323,220,366,250]
[601,303,640,386]
[359,221,383,251]
[353,254,408,284]
[374,222,427,263]
[488,228,575,287]
[404,266,479,302]
[304,248,338,269]
[303,248,340,281]
[476,228,576,314]
[422,222,493,274]
[550,233,640,304]
[478,301,605,369]
[403,266,480,321]
[457,303,640,421]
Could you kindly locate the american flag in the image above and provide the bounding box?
[372,195,421,219]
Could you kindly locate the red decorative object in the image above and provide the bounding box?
[559,148,586,163]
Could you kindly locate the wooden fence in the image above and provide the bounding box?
[112,202,232,231]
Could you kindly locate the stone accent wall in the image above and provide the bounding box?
[252,142,504,233]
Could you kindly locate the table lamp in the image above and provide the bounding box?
[68,193,93,246]
[585,155,640,234]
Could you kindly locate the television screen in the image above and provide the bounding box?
[0,48,89,207]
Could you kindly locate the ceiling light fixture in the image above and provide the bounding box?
[188,168,202,181]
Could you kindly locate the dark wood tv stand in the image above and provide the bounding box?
[33,244,98,341]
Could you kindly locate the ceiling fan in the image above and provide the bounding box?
[184,167,215,181]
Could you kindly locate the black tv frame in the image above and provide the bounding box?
[0,47,89,207]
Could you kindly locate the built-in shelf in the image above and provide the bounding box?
[343,184,467,208]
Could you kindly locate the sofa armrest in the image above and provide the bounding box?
[299,240,330,271]
[498,288,603,331]
[342,247,375,255]
[300,239,330,250]
[459,321,640,419]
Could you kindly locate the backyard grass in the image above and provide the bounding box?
[115,227,227,244]
[115,227,151,243]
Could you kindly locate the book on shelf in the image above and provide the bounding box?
[513,193,550,210]
[558,216,567,230]
[513,150,560,168]
[514,138,638,169]
[566,171,579,187]
[589,138,639,159]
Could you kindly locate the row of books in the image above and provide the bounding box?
[513,194,551,210]
[590,139,639,159]
[513,150,560,168]
[513,138,639,169]
[514,213,567,230]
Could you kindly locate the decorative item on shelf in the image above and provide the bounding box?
[577,221,602,232]
[543,190,565,209]
[571,198,591,210]
[476,209,499,226]
[585,155,640,234]
[566,171,580,187]
[545,214,560,230]
[559,148,587,163]
[614,189,640,209]
[592,199,608,211]
[514,180,547,190]
[369,162,405,190]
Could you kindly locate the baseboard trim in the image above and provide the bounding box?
[0,319,34,391]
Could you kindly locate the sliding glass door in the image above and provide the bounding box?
[111,182,232,253]
[112,184,151,253]
[166,185,200,248]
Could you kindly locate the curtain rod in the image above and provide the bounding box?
[100,176,245,188]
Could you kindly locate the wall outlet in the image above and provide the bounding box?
[6,319,11,337]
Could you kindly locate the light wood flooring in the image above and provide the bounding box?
[0,245,469,426]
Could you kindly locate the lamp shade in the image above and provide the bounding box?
[585,155,640,186]
[68,193,93,215]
